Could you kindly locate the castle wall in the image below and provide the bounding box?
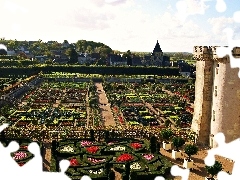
[191,59,213,145]
[211,58,240,147]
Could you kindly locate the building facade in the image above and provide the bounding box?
[191,46,240,148]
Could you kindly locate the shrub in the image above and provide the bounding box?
[150,136,157,154]
[90,129,95,141]
[108,170,115,180]
[105,130,110,141]
[160,129,173,143]
[205,161,222,178]
[130,171,138,180]
[184,144,198,160]
[125,162,130,179]
[172,137,185,151]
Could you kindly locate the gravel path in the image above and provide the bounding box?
[160,146,233,179]
[95,83,116,127]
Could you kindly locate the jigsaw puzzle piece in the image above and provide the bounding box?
[154,176,165,180]
[0,140,21,175]
[20,142,42,173]
[204,132,240,166]
[217,171,234,180]
[233,11,240,23]
[171,165,190,180]
[81,175,92,180]
[0,123,8,132]
[215,0,226,12]
[205,132,240,179]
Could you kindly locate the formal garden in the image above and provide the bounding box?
[0,72,208,180]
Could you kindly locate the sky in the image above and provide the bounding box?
[0,0,240,52]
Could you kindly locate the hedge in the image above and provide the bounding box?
[0,65,180,77]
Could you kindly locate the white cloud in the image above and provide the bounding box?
[175,0,210,22]
[0,0,234,52]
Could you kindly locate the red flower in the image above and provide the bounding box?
[130,143,142,149]
[69,158,79,166]
[116,153,134,162]
[18,162,25,167]
[86,146,99,154]
[20,145,28,150]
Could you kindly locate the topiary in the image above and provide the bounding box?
[205,161,222,179]
[150,136,157,153]
[172,137,185,151]
[184,144,198,160]
[160,129,173,143]
[108,170,115,180]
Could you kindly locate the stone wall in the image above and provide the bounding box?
[191,48,214,145]
[211,57,240,147]
[192,46,240,147]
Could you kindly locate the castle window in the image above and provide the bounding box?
[213,110,215,121]
[217,63,219,67]
[215,86,217,96]
[216,68,218,74]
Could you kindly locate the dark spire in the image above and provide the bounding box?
[153,40,162,53]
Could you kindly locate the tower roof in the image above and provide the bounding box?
[153,40,162,53]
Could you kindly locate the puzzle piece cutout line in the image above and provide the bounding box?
[0,124,91,180]
[215,0,227,12]
[205,132,240,179]
[176,0,227,23]
[216,28,240,78]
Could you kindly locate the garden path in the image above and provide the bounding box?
[42,142,52,171]
[94,83,116,127]
[160,144,234,180]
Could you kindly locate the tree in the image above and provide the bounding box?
[90,129,95,141]
[150,136,157,153]
[172,137,185,151]
[184,144,198,160]
[160,129,173,143]
[205,161,222,179]
[123,50,132,66]
[104,130,110,141]
[0,49,7,55]
[68,48,78,64]
[125,162,130,180]
[130,171,138,180]
[108,170,115,180]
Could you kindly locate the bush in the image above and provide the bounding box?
[160,129,173,142]
[172,137,185,151]
[130,171,138,180]
[108,170,115,180]
[205,161,222,178]
[149,136,157,154]
[90,129,95,141]
[184,144,198,160]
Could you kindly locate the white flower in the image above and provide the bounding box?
[89,168,103,174]
[60,146,74,152]
[123,162,141,170]
[109,146,125,151]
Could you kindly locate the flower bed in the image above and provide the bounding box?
[80,164,107,179]
[56,143,81,157]
[82,145,105,155]
[103,144,129,155]
[128,142,146,153]
[66,156,88,168]
[11,150,34,163]
[83,155,113,165]
[113,161,146,173]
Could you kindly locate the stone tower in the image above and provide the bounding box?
[191,46,240,147]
